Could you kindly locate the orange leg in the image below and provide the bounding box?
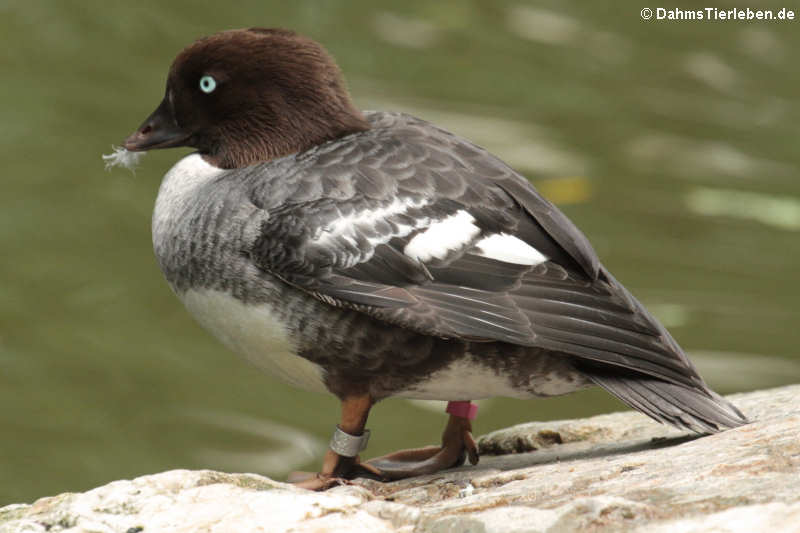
[289,394,378,490]
[363,413,478,480]
[289,396,480,490]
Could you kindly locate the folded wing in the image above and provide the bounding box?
[243,112,745,430]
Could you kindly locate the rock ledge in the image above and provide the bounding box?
[2,385,799,533]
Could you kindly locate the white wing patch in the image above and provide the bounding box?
[312,197,429,248]
[473,233,548,265]
[404,210,481,262]
[307,198,546,269]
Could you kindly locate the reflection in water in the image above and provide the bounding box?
[184,411,325,476]
[506,5,631,64]
[684,52,738,92]
[627,135,794,180]
[690,352,800,390]
[372,12,439,49]
[739,27,785,64]
[506,6,581,46]
[646,303,690,328]
[687,187,800,231]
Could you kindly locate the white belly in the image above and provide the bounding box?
[179,289,327,393]
[398,358,529,400]
[398,357,586,400]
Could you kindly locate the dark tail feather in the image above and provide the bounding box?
[585,372,748,434]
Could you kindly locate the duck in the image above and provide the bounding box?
[120,27,747,490]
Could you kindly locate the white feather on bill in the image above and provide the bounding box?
[102,146,145,172]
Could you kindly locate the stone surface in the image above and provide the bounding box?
[2,385,799,533]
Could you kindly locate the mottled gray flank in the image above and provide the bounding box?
[2,385,798,533]
[151,110,744,432]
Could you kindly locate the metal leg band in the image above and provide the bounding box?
[329,425,371,457]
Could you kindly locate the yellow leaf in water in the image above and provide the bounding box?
[535,176,592,205]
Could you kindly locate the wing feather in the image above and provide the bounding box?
[244,111,705,390]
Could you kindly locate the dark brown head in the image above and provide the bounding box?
[123,28,369,168]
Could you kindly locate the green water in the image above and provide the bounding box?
[2,1,799,504]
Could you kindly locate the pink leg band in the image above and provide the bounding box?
[446,400,478,420]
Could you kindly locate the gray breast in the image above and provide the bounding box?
[152,153,274,301]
